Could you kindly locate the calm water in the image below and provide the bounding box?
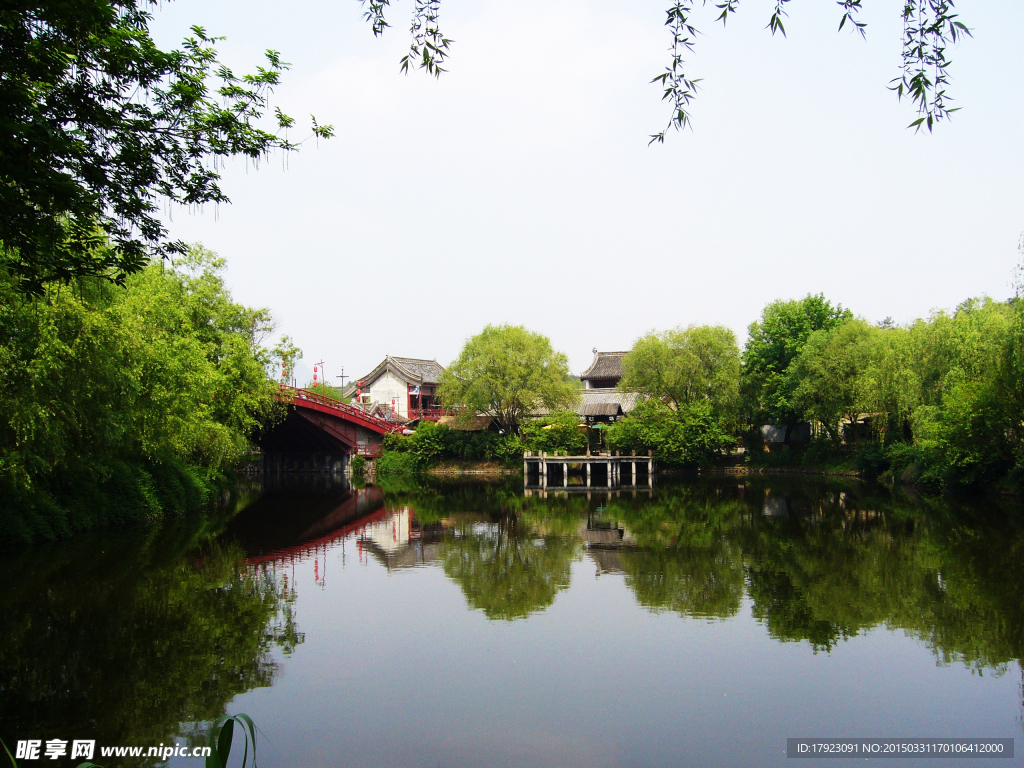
[2,475,1023,767]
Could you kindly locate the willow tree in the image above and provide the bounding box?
[620,325,740,417]
[362,0,972,140]
[438,324,578,435]
[787,319,881,442]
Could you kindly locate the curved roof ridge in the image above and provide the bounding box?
[580,350,628,380]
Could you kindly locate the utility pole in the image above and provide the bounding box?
[336,367,348,389]
[314,359,325,394]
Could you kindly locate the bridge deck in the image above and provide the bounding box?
[276,386,406,435]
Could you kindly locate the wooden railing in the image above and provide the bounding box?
[354,444,384,458]
[409,407,445,420]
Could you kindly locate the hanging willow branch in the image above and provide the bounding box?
[359,0,971,140]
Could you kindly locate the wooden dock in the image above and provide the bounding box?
[523,450,654,490]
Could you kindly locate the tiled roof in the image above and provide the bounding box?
[578,401,623,417]
[346,355,445,393]
[389,356,444,384]
[531,388,641,418]
[580,351,627,381]
[577,388,640,415]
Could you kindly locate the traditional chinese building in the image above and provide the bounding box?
[573,349,637,423]
[580,349,627,389]
[345,356,445,421]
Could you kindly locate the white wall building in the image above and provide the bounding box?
[345,356,445,421]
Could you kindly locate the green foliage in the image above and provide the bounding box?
[0,518,300,764]
[787,319,879,441]
[207,714,258,768]
[377,421,524,475]
[363,2,970,142]
[439,324,579,434]
[606,398,734,467]
[0,245,279,543]
[0,4,332,295]
[270,336,302,385]
[620,325,740,418]
[520,412,588,454]
[741,294,1024,490]
[742,294,853,426]
[375,450,420,476]
[350,455,367,477]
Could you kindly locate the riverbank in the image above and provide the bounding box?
[427,461,519,476]
[700,465,863,478]
[425,456,1020,498]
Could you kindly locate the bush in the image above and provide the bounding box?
[520,412,588,455]
[375,451,420,476]
[855,444,889,476]
[377,422,524,472]
[1008,462,1024,491]
[606,399,734,467]
[350,455,367,476]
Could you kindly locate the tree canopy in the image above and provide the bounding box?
[438,324,579,434]
[787,319,880,442]
[742,294,853,426]
[0,245,281,543]
[363,0,972,140]
[620,325,740,416]
[0,1,332,296]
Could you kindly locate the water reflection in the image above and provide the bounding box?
[3,474,1022,767]
[439,516,580,621]
[362,477,1024,671]
[0,511,299,764]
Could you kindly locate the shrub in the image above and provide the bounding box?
[375,451,419,476]
[606,399,734,467]
[520,412,587,455]
[855,444,889,476]
[377,422,525,472]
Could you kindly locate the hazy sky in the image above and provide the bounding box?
[149,0,1024,383]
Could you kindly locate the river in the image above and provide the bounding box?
[1,475,1021,767]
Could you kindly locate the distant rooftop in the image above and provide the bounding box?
[344,355,445,396]
[580,350,627,382]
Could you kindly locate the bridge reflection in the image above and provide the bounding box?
[223,477,441,585]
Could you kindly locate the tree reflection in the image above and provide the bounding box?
[0,516,301,766]
[381,475,1024,671]
[598,488,746,619]
[440,515,580,621]
[618,547,744,619]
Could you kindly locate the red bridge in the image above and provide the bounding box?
[256,386,407,472]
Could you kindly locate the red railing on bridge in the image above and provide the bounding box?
[276,385,407,434]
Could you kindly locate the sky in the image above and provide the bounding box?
[149,0,1024,384]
